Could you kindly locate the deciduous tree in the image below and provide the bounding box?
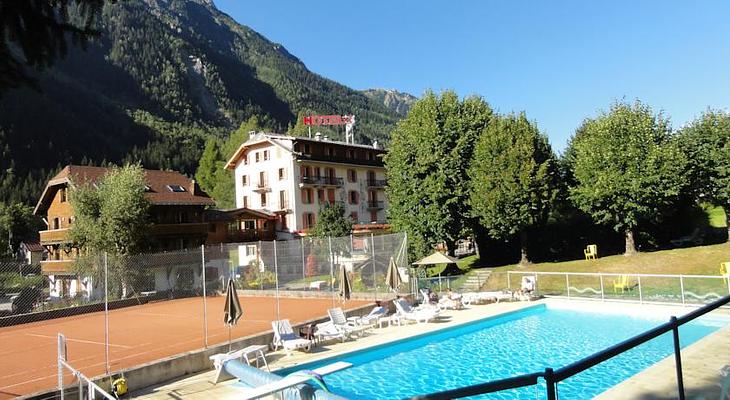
[468,113,558,264]
[68,164,150,297]
[384,91,492,258]
[677,110,730,240]
[569,101,688,255]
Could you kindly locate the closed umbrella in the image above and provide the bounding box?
[385,256,403,292]
[338,265,351,301]
[223,277,243,350]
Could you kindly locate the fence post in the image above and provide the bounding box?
[670,316,686,400]
[58,333,65,400]
[274,240,280,322]
[371,233,377,300]
[507,272,511,291]
[201,245,208,348]
[680,275,685,306]
[638,275,643,304]
[566,275,570,299]
[328,236,335,307]
[301,238,307,287]
[104,252,110,374]
[544,367,557,400]
[600,274,605,302]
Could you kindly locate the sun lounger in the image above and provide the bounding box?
[328,307,370,337]
[314,321,350,343]
[240,361,352,400]
[461,291,513,305]
[351,305,388,328]
[271,319,313,356]
[394,298,439,323]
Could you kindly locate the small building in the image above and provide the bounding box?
[224,132,390,238]
[17,242,45,265]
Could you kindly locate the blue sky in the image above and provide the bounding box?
[213,1,730,152]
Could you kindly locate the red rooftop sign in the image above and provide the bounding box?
[303,115,354,126]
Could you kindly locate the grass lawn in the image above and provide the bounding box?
[425,254,480,276]
[480,241,730,302]
[704,204,727,228]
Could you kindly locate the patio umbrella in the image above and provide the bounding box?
[385,256,403,292]
[338,265,351,301]
[223,277,243,350]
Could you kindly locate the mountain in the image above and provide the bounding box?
[362,89,418,116]
[0,0,402,206]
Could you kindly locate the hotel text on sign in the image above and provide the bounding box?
[303,115,354,126]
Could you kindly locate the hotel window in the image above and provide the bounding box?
[259,171,267,187]
[317,189,325,204]
[347,169,357,183]
[260,193,267,207]
[301,188,313,204]
[255,152,260,162]
[349,191,359,205]
[263,150,269,161]
[279,190,287,209]
[241,175,248,186]
[370,210,378,222]
[242,220,255,230]
[278,168,286,180]
[243,196,248,208]
[303,213,316,229]
[60,188,67,202]
[350,212,358,222]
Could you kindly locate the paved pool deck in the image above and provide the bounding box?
[130,299,730,400]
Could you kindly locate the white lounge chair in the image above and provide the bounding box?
[353,305,388,328]
[394,298,439,323]
[328,307,370,337]
[314,321,350,343]
[271,319,313,355]
[462,291,513,305]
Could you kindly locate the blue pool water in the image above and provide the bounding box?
[276,304,726,399]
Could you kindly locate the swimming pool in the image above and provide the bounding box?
[276,303,727,399]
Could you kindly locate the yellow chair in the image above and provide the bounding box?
[721,262,730,285]
[584,244,598,260]
[613,275,631,293]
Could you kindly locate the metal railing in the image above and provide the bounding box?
[409,294,730,399]
[300,176,344,186]
[58,333,115,400]
[506,271,730,305]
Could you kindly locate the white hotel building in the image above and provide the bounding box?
[225,132,389,238]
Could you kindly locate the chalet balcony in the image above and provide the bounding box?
[366,201,384,209]
[300,176,343,187]
[276,199,291,212]
[366,179,388,188]
[253,180,271,193]
[40,228,70,244]
[149,222,208,237]
[41,259,75,275]
[227,229,276,243]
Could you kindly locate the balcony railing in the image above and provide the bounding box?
[366,179,388,188]
[40,228,70,244]
[277,200,291,211]
[253,180,270,192]
[300,176,344,186]
[41,260,75,275]
[149,222,209,236]
[366,201,384,209]
[227,229,275,243]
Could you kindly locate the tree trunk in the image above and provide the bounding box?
[726,207,730,243]
[624,228,637,256]
[519,231,530,265]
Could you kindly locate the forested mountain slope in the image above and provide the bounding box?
[0,0,401,205]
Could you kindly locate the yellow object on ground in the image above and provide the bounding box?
[584,244,598,260]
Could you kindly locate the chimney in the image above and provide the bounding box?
[373,140,379,149]
[315,132,322,141]
[190,179,197,195]
[249,130,257,139]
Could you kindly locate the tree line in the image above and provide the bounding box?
[385,91,729,263]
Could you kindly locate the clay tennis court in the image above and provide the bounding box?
[0,295,370,398]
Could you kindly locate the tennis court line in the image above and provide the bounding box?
[25,334,132,349]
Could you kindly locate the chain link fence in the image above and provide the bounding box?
[0,232,408,397]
